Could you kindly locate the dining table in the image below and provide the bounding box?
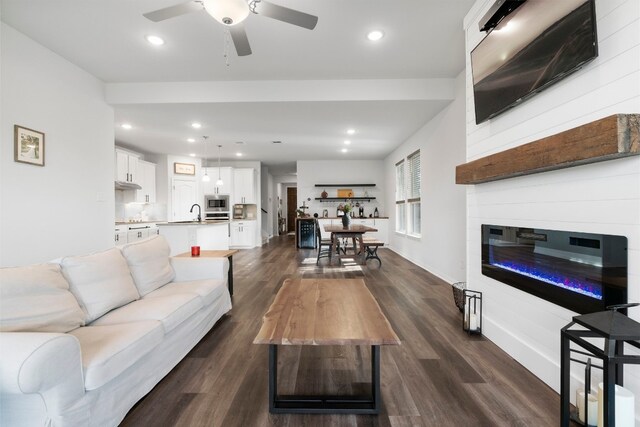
[323,223,377,264]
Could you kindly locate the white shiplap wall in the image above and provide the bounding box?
[463,0,640,413]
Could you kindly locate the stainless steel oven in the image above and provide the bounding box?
[204,194,230,212]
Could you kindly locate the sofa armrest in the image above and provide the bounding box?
[169,257,229,282]
[0,332,85,414]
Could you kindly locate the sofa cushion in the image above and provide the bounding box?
[69,321,163,390]
[121,235,175,296]
[90,293,203,333]
[0,264,85,332]
[145,279,227,307]
[61,248,140,323]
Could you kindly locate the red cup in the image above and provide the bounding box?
[191,246,201,257]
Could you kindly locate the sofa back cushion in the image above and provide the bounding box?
[121,235,175,296]
[0,264,85,332]
[61,248,140,323]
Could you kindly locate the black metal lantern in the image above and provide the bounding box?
[463,290,482,334]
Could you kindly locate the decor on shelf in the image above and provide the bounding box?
[451,282,466,313]
[322,209,328,218]
[337,188,354,198]
[341,203,352,228]
[14,125,45,166]
[321,189,328,198]
[202,136,210,182]
[463,290,482,334]
[174,162,195,175]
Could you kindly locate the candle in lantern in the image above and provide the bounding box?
[576,388,598,426]
[597,382,635,427]
[470,313,478,331]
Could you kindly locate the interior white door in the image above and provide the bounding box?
[172,178,198,221]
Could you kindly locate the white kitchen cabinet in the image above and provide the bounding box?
[115,149,140,184]
[230,220,256,248]
[232,168,256,204]
[115,226,127,246]
[136,160,156,203]
[204,167,233,195]
[127,227,149,243]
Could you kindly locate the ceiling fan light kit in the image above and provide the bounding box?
[203,0,250,26]
[143,0,318,58]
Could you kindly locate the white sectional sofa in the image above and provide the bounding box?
[0,235,232,427]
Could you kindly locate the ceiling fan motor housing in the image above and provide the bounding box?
[202,0,250,26]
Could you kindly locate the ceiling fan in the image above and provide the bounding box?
[143,0,318,57]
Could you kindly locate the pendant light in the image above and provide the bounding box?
[215,145,224,186]
[201,136,210,182]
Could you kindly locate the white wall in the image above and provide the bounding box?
[383,72,468,284]
[297,160,385,219]
[1,23,115,266]
[464,0,640,412]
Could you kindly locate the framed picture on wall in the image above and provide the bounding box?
[14,125,45,166]
[174,162,196,175]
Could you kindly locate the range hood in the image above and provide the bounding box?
[115,181,142,190]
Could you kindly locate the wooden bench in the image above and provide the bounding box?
[362,239,384,266]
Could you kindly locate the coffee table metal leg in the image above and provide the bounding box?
[371,345,380,411]
[268,344,381,414]
[269,344,278,413]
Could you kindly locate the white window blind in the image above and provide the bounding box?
[408,150,420,201]
[395,160,405,201]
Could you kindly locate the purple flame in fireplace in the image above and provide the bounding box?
[490,260,603,300]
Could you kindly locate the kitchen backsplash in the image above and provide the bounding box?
[115,191,166,222]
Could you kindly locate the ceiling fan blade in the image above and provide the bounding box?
[254,1,318,30]
[228,25,252,56]
[143,1,203,22]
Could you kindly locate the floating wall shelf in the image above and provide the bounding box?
[314,184,376,187]
[456,114,639,185]
[315,197,376,202]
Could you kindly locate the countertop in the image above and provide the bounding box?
[116,221,161,226]
[157,220,230,226]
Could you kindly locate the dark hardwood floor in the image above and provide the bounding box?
[121,235,561,426]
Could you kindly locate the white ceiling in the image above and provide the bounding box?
[1,0,475,175]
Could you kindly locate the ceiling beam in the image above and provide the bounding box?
[105,79,455,105]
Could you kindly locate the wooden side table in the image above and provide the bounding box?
[176,250,239,296]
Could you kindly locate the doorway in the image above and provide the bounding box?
[287,187,297,233]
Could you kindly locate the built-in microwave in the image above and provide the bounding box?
[204,194,230,212]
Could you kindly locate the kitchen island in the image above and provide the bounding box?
[158,220,230,255]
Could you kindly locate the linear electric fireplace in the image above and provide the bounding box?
[482,225,627,314]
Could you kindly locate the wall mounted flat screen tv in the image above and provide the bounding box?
[471,0,598,124]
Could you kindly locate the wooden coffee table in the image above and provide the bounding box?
[253,278,400,414]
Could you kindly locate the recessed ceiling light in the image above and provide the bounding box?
[344,140,351,145]
[189,153,196,157]
[367,30,384,41]
[341,148,348,153]
[235,141,245,145]
[187,138,196,143]
[121,123,132,130]
[236,152,243,157]
[145,35,165,46]
[191,122,202,129]
[347,129,356,135]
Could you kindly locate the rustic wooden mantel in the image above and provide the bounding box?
[456,114,640,185]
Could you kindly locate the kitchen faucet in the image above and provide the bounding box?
[190,204,201,222]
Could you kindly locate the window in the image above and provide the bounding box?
[407,150,421,236]
[394,151,421,236]
[395,160,406,233]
